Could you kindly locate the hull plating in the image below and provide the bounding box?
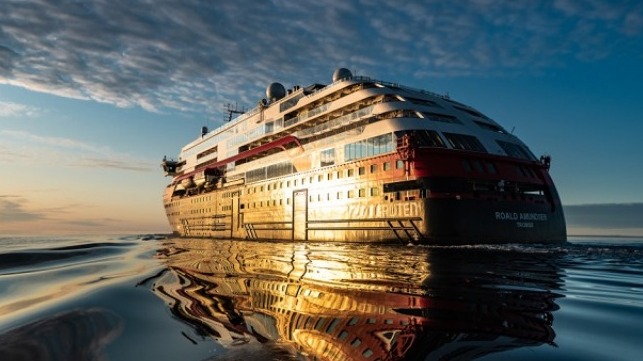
[164,164,566,244]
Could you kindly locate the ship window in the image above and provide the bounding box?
[421,130,446,147]
[475,120,506,133]
[462,159,472,172]
[321,148,335,167]
[395,130,446,148]
[454,105,487,119]
[443,132,487,153]
[345,133,394,161]
[425,112,461,124]
[472,159,484,172]
[246,168,267,183]
[497,140,535,160]
[396,160,404,169]
[267,162,295,179]
[406,97,442,108]
[351,338,362,348]
[326,319,341,333]
[264,121,274,134]
[485,161,498,174]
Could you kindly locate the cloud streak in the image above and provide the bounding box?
[0,194,140,234]
[565,203,643,230]
[565,203,643,237]
[0,0,641,118]
[0,130,155,171]
[0,196,46,222]
[0,100,40,118]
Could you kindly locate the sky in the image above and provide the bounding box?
[1,0,642,237]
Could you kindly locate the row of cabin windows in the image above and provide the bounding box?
[462,158,498,174]
[247,160,405,195]
[343,133,395,162]
[242,188,423,210]
[190,196,212,204]
[244,187,380,209]
[463,157,540,179]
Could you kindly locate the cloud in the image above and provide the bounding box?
[0,100,41,118]
[0,196,47,222]
[0,194,135,233]
[0,0,641,118]
[565,203,643,231]
[0,130,155,171]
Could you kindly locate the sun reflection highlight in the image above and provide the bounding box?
[154,238,561,360]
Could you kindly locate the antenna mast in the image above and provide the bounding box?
[223,103,246,122]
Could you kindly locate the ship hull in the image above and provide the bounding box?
[164,197,565,244]
[163,154,566,244]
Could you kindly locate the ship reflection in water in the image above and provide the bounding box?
[154,239,563,360]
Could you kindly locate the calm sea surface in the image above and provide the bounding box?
[0,235,642,361]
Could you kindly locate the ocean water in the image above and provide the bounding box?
[0,235,642,361]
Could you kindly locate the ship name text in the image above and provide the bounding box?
[495,211,548,228]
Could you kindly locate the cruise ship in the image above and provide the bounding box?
[161,68,566,244]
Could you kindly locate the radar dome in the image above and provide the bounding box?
[332,68,353,82]
[266,82,286,101]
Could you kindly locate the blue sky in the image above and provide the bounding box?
[1,0,642,236]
